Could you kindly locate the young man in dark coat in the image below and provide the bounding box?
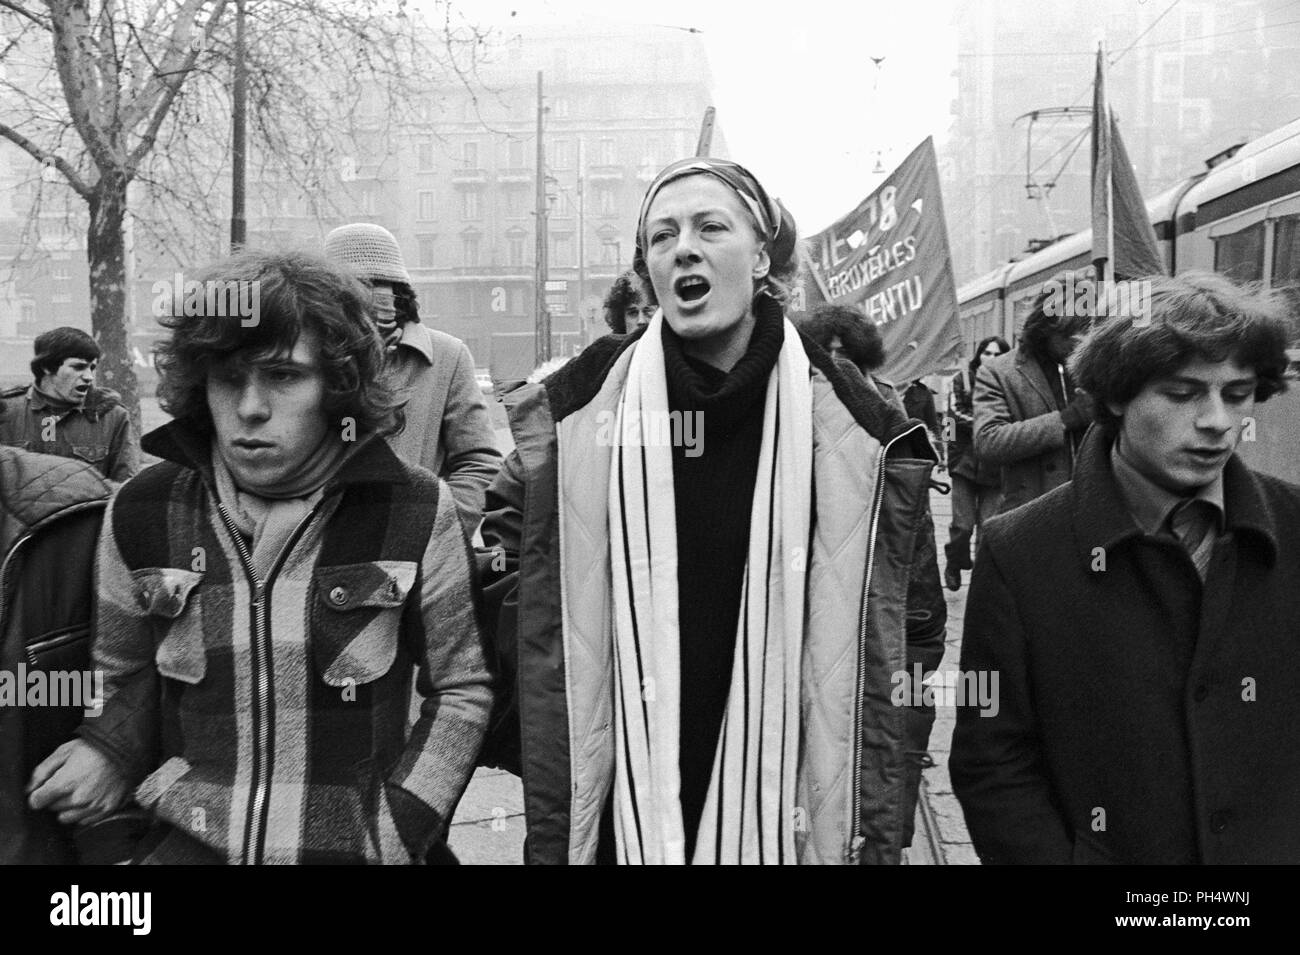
[973,277,1094,515]
[951,271,1300,864]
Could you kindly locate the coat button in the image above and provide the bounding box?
[328,586,349,606]
[1209,810,1230,833]
[1194,684,1209,702]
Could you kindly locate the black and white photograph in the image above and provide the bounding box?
[0,0,1295,927]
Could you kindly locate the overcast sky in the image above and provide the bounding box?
[436,0,959,234]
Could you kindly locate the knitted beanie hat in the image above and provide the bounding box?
[323,223,412,285]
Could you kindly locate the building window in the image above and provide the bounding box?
[644,138,661,169]
[507,232,526,267]
[552,98,569,119]
[598,186,616,217]
[506,187,528,218]
[599,138,615,166]
[358,185,377,216]
[418,191,436,220]
[551,190,572,217]
[463,141,478,168]
[51,264,70,280]
[459,284,477,315]
[552,234,573,267]
[462,190,480,220]
[508,138,526,168]
[417,140,435,172]
[462,233,481,267]
[552,140,571,169]
[417,234,436,269]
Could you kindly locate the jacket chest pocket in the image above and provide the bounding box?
[132,568,206,684]
[311,561,418,687]
[72,443,109,467]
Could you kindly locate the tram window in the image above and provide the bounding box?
[1213,223,1265,283]
[1271,215,1300,286]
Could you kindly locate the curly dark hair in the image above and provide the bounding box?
[602,270,656,334]
[1019,272,1093,360]
[389,280,420,325]
[154,249,401,436]
[1069,271,1294,427]
[799,304,885,371]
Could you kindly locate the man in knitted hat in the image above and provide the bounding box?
[0,326,140,482]
[324,223,500,531]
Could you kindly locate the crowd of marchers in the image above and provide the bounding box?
[1,154,1297,865]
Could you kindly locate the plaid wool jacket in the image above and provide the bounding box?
[79,421,493,864]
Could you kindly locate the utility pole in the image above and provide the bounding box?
[230,0,247,250]
[534,71,551,365]
[577,137,586,346]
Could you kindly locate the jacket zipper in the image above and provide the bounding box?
[212,497,323,865]
[848,422,925,864]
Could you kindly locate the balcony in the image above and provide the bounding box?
[451,167,489,186]
[586,164,624,181]
[497,167,532,183]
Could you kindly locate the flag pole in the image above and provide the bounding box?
[1101,43,1114,297]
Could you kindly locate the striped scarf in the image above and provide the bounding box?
[607,311,813,865]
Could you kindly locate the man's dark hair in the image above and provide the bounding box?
[602,270,656,334]
[1019,273,1093,360]
[31,327,100,381]
[155,250,400,435]
[800,304,886,371]
[1069,271,1294,427]
[390,280,420,326]
[970,335,1011,377]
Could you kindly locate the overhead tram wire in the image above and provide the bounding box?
[947,0,1183,246]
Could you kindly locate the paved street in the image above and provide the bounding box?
[919,479,979,865]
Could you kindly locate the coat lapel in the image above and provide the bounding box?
[1014,349,1059,412]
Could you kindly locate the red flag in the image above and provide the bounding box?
[1091,44,1164,281]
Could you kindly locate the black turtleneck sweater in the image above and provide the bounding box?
[662,302,785,856]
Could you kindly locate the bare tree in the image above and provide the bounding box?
[0,0,489,427]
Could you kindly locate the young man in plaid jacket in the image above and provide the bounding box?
[27,251,493,864]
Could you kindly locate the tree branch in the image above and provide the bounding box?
[0,0,49,29]
[0,120,92,196]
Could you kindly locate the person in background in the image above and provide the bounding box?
[0,447,111,863]
[903,379,941,449]
[952,271,1300,864]
[973,274,1093,516]
[27,250,492,864]
[799,304,906,413]
[480,156,945,864]
[943,336,1010,590]
[0,327,139,482]
[324,223,501,531]
[602,269,658,334]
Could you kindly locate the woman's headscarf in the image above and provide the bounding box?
[634,157,797,273]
